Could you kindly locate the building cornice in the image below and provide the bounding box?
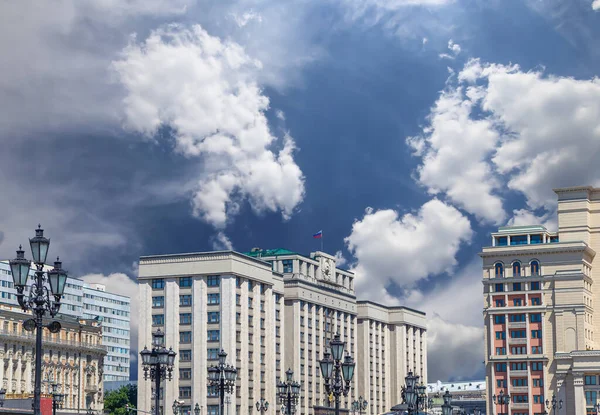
[140,250,272,268]
[356,300,426,316]
[479,241,596,259]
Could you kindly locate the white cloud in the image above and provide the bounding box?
[422,37,429,45]
[345,199,472,301]
[275,110,286,121]
[334,250,348,268]
[211,232,234,250]
[592,0,600,10]
[113,25,305,228]
[438,39,461,60]
[80,272,139,365]
[231,10,263,27]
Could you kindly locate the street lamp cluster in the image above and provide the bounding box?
[51,383,65,415]
[492,389,510,414]
[402,371,431,414]
[140,329,177,415]
[277,369,300,415]
[351,396,368,415]
[208,350,237,415]
[9,226,69,415]
[319,333,356,415]
[545,394,563,414]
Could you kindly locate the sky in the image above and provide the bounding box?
[1,0,600,384]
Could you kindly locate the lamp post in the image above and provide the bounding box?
[401,371,429,414]
[592,402,600,415]
[256,398,269,413]
[172,400,183,415]
[9,226,68,415]
[545,394,563,415]
[51,383,64,415]
[319,333,356,415]
[0,388,6,407]
[278,368,300,415]
[441,390,452,415]
[492,389,511,415]
[140,329,177,415]
[207,349,237,415]
[416,383,430,413]
[351,396,368,415]
[194,403,201,415]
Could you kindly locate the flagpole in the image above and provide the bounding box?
[321,230,323,252]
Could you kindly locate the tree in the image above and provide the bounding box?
[104,384,137,415]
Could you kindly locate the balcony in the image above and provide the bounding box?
[508,337,527,345]
[0,328,107,354]
[508,321,527,329]
[511,386,529,393]
[510,370,528,377]
[511,402,530,410]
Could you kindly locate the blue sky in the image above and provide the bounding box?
[2,0,600,383]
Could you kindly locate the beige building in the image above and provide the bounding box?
[481,186,600,415]
[0,306,107,413]
[356,301,427,415]
[137,248,427,415]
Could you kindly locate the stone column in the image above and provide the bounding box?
[573,373,585,415]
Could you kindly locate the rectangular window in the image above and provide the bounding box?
[586,391,598,405]
[510,235,528,245]
[152,296,164,308]
[261,283,267,294]
[495,283,504,292]
[179,277,193,287]
[236,277,242,288]
[494,315,506,324]
[497,236,508,246]
[531,362,543,371]
[495,363,507,372]
[208,293,220,304]
[180,313,192,325]
[530,313,542,323]
[513,298,522,306]
[179,350,192,361]
[530,234,542,244]
[531,281,540,290]
[248,297,253,308]
[510,330,526,338]
[208,311,220,323]
[236,294,241,305]
[495,331,506,340]
[510,362,527,370]
[585,375,597,385]
[509,314,526,322]
[179,386,192,398]
[282,259,293,273]
[179,368,192,380]
[207,276,220,287]
[151,279,165,289]
[152,314,164,326]
[513,283,522,291]
[531,346,543,354]
[208,348,220,360]
[495,299,505,307]
[496,347,506,355]
[180,331,192,343]
[180,295,192,307]
[532,378,544,387]
[208,330,220,341]
[496,379,507,388]
[531,329,542,338]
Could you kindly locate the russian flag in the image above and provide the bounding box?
[313,230,323,239]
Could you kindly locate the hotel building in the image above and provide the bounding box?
[0,305,106,412]
[481,186,600,415]
[0,261,131,383]
[138,248,427,415]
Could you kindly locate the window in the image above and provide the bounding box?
[586,390,598,405]
[207,276,220,287]
[495,363,507,372]
[531,362,543,371]
[549,236,559,243]
[236,277,242,288]
[180,350,192,361]
[152,279,165,289]
[513,298,522,306]
[513,262,521,277]
[208,293,220,304]
[248,297,253,308]
[511,346,527,355]
[282,260,293,273]
[208,330,220,341]
[509,314,526,322]
[511,235,528,245]
[531,346,543,354]
[512,378,528,386]
[152,296,164,308]
[510,330,526,338]
[497,379,507,388]
[179,368,192,380]
[532,378,544,387]
[531,281,540,290]
[179,277,192,287]
[513,283,522,291]
[495,263,504,278]
[585,375,597,385]
[510,362,527,370]
[179,386,192,398]
[530,313,542,323]
[512,395,528,403]
[531,260,540,276]
[236,294,241,305]
[495,299,505,307]
[495,283,504,292]
[208,312,220,323]
[208,348,220,360]
[495,331,506,340]
[152,314,164,326]
[180,295,192,307]
[497,236,508,246]
[180,331,192,343]
[531,329,542,338]
[496,347,506,355]
[531,297,541,305]
[530,235,542,244]
[180,313,192,325]
[494,315,506,324]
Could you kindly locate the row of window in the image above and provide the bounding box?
[496,234,557,246]
[495,345,543,355]
[495,261,540,278]
[494,314,542,324]
[495,362,544,372]
[175,330,220,343]
[495,281,541,292]
[495,297,542,307]
[496,378,544,388]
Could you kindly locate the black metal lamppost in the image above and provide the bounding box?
[319,333,356,415]
[207,349,237,415]
[545,394,563,414]
[492,389,511,415]
[256,398,269,413]
[402,371,428,414]
[415,383,432,412]
[441,390,452,415]
[351,396,368,415]
[592,402,600,415]
[277,368,300,415]
[0,388,6,407]
[10,226,69,415]
[172,400,183,415]
[51,383,64,415]
[140,329,177,415]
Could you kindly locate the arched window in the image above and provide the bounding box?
[495,263,504,278]
[531,260,540,276]
[513,262,521,277]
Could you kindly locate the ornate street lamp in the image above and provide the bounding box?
[207,349,237,415]
[141,329,177,415]
[441,390,452,415]
[256,398,269,413]
[319,333,356,415]
[278,368,300,415]
[0,388,6,407]
[351,396,368,415]
[173,400,184,415]
[545,394,563,415]
[51,383,64,415]
[493,389,511,415]
[194,403,201,415]
[401,371,426,414]
[10,226,68,415]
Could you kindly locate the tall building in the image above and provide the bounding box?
[0,261,131,383]
[137,248,427,415]
[0,305,106,412]
[481,186,600,415]
[356,301,427,415]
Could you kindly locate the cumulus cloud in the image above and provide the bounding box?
[439,39,461,59]
[211,232,234,251]
[113,25,305,229]
[231,9,263,27]
[345,199,472,301]
[334,250,348,268]
[507,209,558,231]
[409,57,600,225]
[593,0,600,10]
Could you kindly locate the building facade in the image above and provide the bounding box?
[0,261,131,383]
[138,248,427,415]
[356,301,427,415]
[0,305,107,412]
[481,186,600,415]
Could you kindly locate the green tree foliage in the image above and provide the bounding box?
[104,384,137,415]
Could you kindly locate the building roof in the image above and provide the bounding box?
[243,248,299,257]
[427,380,485,393]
